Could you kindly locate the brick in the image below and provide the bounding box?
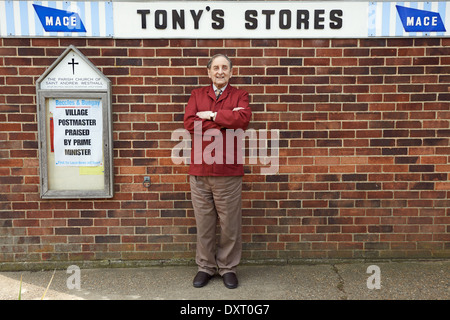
[409,165,435,172]
[356,182,381,190]
[55,228,80,236]
[95,235,121,243]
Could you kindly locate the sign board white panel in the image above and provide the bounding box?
[113,1,368,39]
[40,49,108,90]
[1,1,449,38]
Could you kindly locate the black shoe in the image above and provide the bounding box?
[222,272,238,289]
[193,271,212,288]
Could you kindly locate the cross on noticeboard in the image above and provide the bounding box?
[68,58,79,75]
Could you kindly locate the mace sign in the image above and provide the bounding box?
[396,4,446,32]
[32,3,86,33]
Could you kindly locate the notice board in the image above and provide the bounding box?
[36,46,113,199]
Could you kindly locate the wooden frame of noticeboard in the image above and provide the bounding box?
[37,92,113,199]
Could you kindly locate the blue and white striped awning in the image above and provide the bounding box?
[369,1,448,37]
[0,1,113,37]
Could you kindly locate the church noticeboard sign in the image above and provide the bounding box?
[36,45,113,199]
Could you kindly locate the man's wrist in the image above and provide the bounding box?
[210,112,217,121]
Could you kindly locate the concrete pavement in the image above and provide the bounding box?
[0,260,448,300]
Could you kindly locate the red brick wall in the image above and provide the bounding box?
[0,37,449,265]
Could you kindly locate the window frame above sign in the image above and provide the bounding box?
[36,45,114,199]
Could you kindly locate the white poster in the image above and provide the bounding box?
[50,98,103,167]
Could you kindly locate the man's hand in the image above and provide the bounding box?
[196,111,213,120]
[196,108,243,121]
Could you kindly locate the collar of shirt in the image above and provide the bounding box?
[213,84,227,93]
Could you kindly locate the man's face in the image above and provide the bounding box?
[207,56,232,90]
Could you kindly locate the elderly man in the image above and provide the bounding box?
[184,54,252,289]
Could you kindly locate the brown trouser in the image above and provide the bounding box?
[189,175,243,276]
